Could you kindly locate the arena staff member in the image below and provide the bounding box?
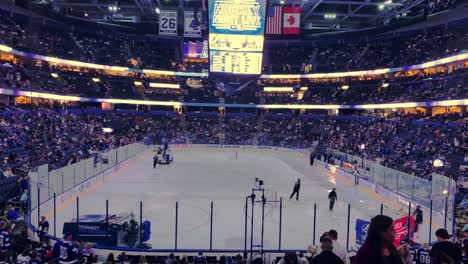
[289,179,301,201]
[328,188,337,211]
[38,216,49,243]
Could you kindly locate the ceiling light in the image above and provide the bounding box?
[341,85,349,90]
[324,13,336,19]
[264,87,294,92]
[84,13,88,17]
[134,81,143,86]
[155,7,160,14]
[378,4,385,10]
[280,0,285,4]
[51,73,59,78]
[92,78,100,83]
[382,83,389,87]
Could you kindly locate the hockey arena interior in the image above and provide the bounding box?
[0,0,467,263]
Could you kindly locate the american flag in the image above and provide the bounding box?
[266,6,282,35]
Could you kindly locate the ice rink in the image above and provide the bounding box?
[51,146,432,251]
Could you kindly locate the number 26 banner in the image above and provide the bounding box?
[184,11,202,38]
[159,10,178,36]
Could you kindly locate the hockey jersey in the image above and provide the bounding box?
[409,248,430,264]
[53,240,80,263]
[0,231,11,253]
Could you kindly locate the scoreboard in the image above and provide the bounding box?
[208,0,266,74]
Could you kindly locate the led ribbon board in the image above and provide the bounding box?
[208,0,266,74]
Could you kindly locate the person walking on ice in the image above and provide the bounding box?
[328,188,337,211]
[289,179,301,201]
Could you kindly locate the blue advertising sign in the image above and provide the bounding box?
[355,218,370,245]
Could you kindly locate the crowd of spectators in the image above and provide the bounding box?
[1,15,468,75]
[1,105,465,185]
[266,24,468,73]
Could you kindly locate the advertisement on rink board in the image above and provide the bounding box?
[355,215,415,247]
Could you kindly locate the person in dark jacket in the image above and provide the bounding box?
[413,205,423,233]
[289,179,301,201]
[355,215,403,264]
[429,228,462,264]
[311,238,344,264]
[310,152,315,165]
[328,188,337,211]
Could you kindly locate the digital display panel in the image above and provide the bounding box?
[208,0,266,74]
[183,40,209,59]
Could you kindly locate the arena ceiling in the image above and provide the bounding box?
[36,0,446,33]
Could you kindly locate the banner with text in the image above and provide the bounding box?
[159,10,178,36]
[184,11,202,38]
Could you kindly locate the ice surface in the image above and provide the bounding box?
[52,147,432,251]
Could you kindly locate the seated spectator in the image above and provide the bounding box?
[194,252,207,264]
[106,252,116,264]
[81,243,95,264]
[328,229,346,260]
[16,249,30,264]
[397,243,412,264]
[311,238,344,264]
[6,206,19,221]
[279,252,301,264]
[2,167,14,177]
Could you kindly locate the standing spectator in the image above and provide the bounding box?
[328,230,346,260]
[289,179,301,201]
[311,238,344,264]
[310,152,315,165]
[429,228,462,263]
[37,216,49,243]
[18,175,29,193]
[52,233,80,264]
[0,221,12,264]
[355,215,402,264]
[456,229,468,263]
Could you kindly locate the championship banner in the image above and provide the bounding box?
[184,11,202,37]
[159,10,178,36]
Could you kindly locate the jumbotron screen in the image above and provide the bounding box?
[208,0,266,74]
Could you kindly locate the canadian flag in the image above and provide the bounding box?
[282,6,301,34]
